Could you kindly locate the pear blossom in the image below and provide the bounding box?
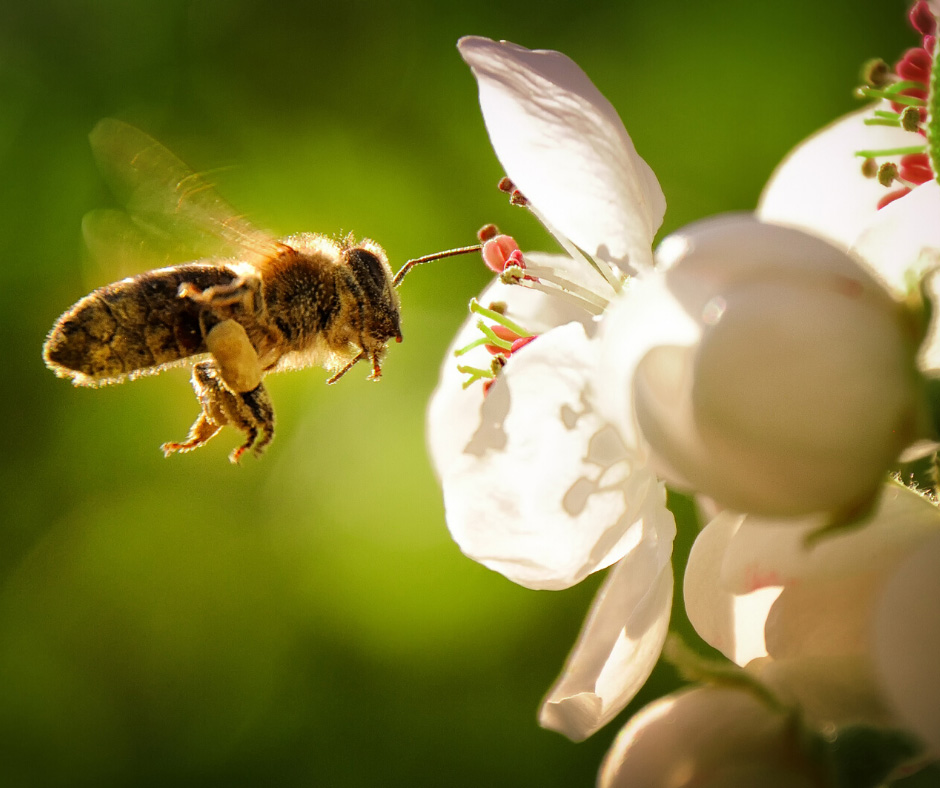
[757,108,919,250]
[429,36,675,741]
[684,481,940,752]
[758,2,940,289]
[756,1,940,407]
[429,32,939,742]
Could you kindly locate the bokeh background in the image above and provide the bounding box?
[0,0,933,785]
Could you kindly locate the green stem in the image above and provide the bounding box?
[929,35,940,185]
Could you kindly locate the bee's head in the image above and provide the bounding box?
[344,241,403,345]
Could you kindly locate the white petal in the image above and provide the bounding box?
[684,511,779,665]
[851,181,940,295]
[427,254,592,479]
[749,654,892,728]
[440,322,664,590]
[874,531,940,756]
[757,107,918,250]
[458,36,665,271]
[539,524,674,741]
[720,484,940,593]
[593,269,700,451]
[851,180,940,372]
[764,571,877,660]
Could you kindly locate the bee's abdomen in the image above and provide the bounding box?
[44,264,235,385]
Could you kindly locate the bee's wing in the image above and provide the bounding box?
[87,118,285,269]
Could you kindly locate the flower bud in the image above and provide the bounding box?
[598,687,821,788]
[632,216,926,517]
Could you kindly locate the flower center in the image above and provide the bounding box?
[855,1,938,207]
[453,181,626,391]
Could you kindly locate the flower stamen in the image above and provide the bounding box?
[855,3,938,201]
[476,320,515,351]
[456,361,499,389]
[524,262,613,309]
[855,144,929,158]
[469,297,533,337]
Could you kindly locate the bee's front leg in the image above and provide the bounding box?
[162,360,275,464]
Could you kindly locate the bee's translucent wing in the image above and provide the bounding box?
[87,118,285,267]
[82,208,201,281]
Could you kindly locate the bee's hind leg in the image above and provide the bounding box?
[161,360,275,464]
[161,411,222,457]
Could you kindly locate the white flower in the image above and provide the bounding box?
[684,480,940,752]
[429,33,935,742]
[428,36,674,741]
[757,108,919,251]
[758,110,940,287]
[598,686,822,788]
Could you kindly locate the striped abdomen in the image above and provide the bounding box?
[44,263,239,386]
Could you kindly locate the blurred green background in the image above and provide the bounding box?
[0,0,923,785]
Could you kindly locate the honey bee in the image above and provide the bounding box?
[44,119,479,462]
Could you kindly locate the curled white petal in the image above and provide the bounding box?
[719,483,940,593]
[439,322,661,589]
[458,36,665,271]
[874,531,940,756]
[593,269,699,452]
[757,107,918,250]
[539,506,674,741]
[683,511,779,665]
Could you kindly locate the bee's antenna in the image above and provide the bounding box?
[393,244,482,287]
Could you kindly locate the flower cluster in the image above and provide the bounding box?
[429,6,940,784]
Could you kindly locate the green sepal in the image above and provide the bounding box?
[929,34,940,185]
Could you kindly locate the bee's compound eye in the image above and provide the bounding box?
[346,248,388,294]
[346,246,401,341]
